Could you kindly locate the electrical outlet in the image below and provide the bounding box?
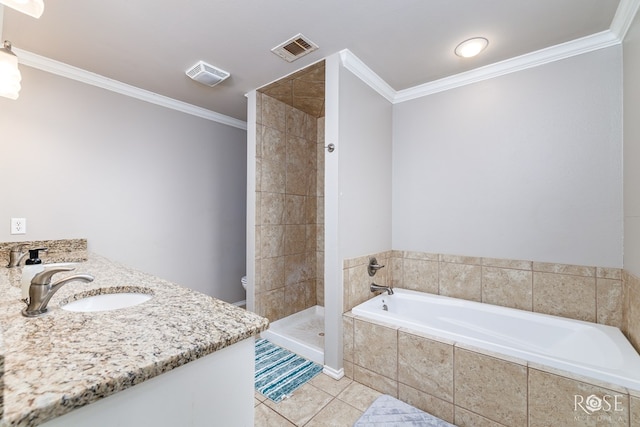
[10,218,26,235]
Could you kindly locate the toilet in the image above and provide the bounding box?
[241,275,247,290]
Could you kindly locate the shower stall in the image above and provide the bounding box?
[248,61,326,364]
[247,52,391,376]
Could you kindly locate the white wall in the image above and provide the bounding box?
[624,11,640,277]
[0,66,247,303]
[322,53,393,375]
[338,61,393,259]
[392,46,623,268]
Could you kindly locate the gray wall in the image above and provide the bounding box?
[338,64,393,259]
[625,11,640,277]
[0,66,247,303]
[392,46,623,268]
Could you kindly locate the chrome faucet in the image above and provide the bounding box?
[22,266,94,317]
[370,282,394,295]
[7,244,28,268]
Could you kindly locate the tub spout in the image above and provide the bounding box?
[370,283,394,295]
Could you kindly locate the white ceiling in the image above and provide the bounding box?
[1,0,624,122]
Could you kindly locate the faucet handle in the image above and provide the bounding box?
[368,257,386,277]
[31,266,75,285]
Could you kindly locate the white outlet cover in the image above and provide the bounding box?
[11,218,26,234]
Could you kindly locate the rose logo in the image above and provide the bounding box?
[585,394,603,412]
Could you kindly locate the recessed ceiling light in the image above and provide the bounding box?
[454,37,489,58]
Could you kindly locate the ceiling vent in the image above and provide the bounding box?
[185,61,230,87]
[271,33,319,62]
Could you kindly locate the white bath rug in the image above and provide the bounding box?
[353,395,457,427]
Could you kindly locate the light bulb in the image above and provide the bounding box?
[455,37,489,58]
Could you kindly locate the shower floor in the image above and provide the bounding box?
[260,305,324,365]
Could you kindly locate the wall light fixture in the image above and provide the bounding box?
[0,40,21,100]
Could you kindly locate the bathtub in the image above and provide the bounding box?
[352,288,640,391]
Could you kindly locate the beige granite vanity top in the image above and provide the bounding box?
[0,254,268,427]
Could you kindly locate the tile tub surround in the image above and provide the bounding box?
[623,270,640,354]
[0,253,269,426]
[343,251,624,330]
[343,313,636,427]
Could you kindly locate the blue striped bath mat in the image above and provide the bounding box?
[255,338,323,402]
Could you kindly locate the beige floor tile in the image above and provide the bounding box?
[264,383,333,426]
[305,398,363,427]
[255,403,296,427]
[309,373,353,396]
[255,390,267,402]
[398,383,454,424]
[336,381,382,412]
[353,364,398,397]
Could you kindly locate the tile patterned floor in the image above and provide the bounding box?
[254,374,382,427]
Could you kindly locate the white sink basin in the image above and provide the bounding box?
[62,292,152,312]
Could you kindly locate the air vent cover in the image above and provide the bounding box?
[271,33,319,62]
[185,61,230,87]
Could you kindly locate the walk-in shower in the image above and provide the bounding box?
[252,61,326,363]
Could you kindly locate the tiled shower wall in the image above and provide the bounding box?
[316,117,325,307]
[254,93,323,322]
[343,250,632,335]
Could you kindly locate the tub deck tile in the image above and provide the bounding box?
[453,341,528,367]
[528,368,629,427]
[398,330,454,401]
[454,348,528,427]
[527,361,629,395]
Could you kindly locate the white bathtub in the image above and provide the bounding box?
[352,288,640,391]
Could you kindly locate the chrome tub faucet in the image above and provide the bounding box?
[22,266,94,317]
[370,282,394,295]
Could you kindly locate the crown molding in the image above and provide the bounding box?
[339,27,622,106]
[10,0,639,121]
[339,49,396,103]
[339,0,639,106]
[611,0,640,40]
[394,30,620,103]
[13,47,247,130]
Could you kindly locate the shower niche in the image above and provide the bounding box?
[249,61,326,364]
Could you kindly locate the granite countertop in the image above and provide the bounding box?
[0,253,268,427]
